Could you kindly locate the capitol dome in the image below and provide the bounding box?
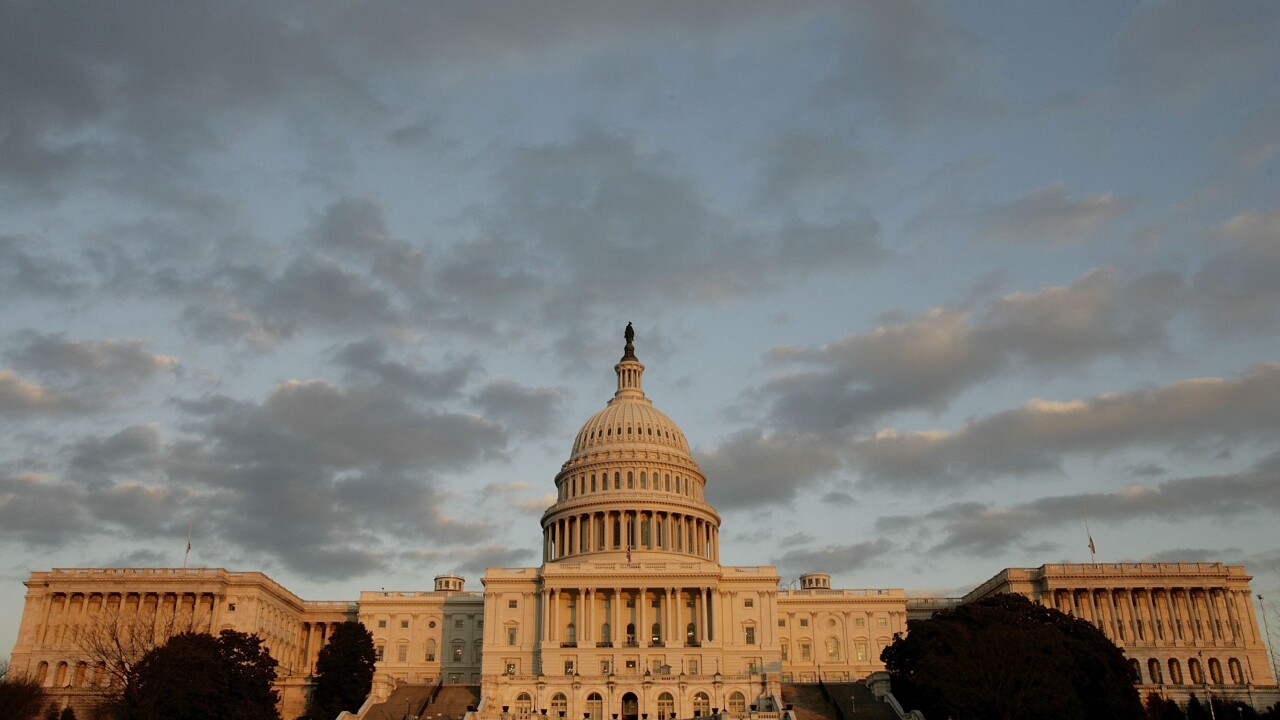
[540,324,721,564]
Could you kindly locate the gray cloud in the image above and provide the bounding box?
[701,430,841,509]
[877,454,1280,555]
[772,538,894,576]
[472,380,566,438]
[334,339,471,401]
[403,545,538,578]
[6,332,179,400]
[851,362,1280,488]
[981,182,1134,246]
[755,268,1167,433]
[0,371,74,416]
[0,236,88,299]
[1193,210,1280,333]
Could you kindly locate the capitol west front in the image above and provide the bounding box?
[9,329,1278,718]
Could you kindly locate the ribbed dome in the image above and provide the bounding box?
[570,401,690,459]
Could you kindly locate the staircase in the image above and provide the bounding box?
[782,684,841,720]
[823,683,898,720]
[417,685,481,720]
[362,683,436,720]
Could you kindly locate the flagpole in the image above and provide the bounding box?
[1082,498,1096,563]
[183,519,193,569]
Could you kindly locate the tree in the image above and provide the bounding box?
[120,630,279,720]
[307,621,376,720]
[1145,693,1186,720]
[881,593,1143,720]
[0,662,48,720]
[1185,695,1210,720]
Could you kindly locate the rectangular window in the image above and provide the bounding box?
[747,658,760,674]
[856,618,865,627]
[778,619,786,627]
[564,660,575,675]
[378,620,387,628]
[601,661,611,674]
[508,628,518,645]
[856,642,868,661]
[398,645,408,662]
[799,619,809,627]
[876,617,887,627]
[688,660,698,674]
[744,598,754,608]
[800,643,811,661]
[509,599,518,609]
[227,603,236,612]
[745,627,756,644]
[401,620,409,629]
[781,643,788,660]
[455,619,464,628]
[453,645,463,662]
[506,663,516,675]
[376,646,385,661]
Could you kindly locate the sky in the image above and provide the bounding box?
[2,1,1279,660]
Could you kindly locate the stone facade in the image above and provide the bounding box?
[8,332,1279,718]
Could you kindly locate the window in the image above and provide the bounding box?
[401,619,409,629]
[586,693,604,720]
[425,639,436,662]
[507,627,518,645]
[856,617,865,627]
[780,640,789,660]
[601,660,611,674]
[398,645,408,662]
[509,599,518,609]
[552,693,568,717]
[601,622,611,643]
[856,641,868,661]
[876,617,887,627]
[800,642,811,661]
[728,692,746,714]
[693,692,711,717]
[227,603,236,612]
[378,619,387,628]
[564,660,575,675]
[799,618,809,627]
[375,645,385,661]
[688,659,699,674]
[826,636,840,661]
[1168,658,1182,684]
[658,693,675,720]
[1229,658,1244,685]
[626,660,638,672]
[1148,658,1163,684]
[744,598,754,608]
[515,693,533,718]
[455,619,464,628]
[452,642,464,662]
[778,619,786,627]
[745,626,756,644]
[506,663,516,675]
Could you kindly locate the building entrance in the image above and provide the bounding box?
[621,692,639,720]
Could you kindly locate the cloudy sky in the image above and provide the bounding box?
[3,1,1279,656]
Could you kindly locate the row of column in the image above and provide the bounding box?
[37,591,219,648]
[539,587,718,647]
[1044,586,1256,648]
[300,621,347,675]
[544,510,718,562]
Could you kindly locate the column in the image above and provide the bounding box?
[584,589,592,642]
[673,589,683,648]
[542,589,551,642]
[700,588,709,644]
[614,588,623,646]
[1213,589,1236,644]
[639,587,648,647]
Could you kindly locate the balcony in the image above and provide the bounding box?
[560,641,577,648]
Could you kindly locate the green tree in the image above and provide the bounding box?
[1185,695,1210,720]
[881,593,1143,720]
[1145,693,1186,720]
[307,621,376,720]
[0,663,48,720]
[122,630,279,720]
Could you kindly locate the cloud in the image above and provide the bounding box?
[1193,210,1280,333]
[700,430,841,509]
[334,339,471,401]
[877,454,1280,556]
[6,332,179,400]
[753,268,1166,432]
[0,371,73,415]
[0,236,88,298]
[981,183,1133,246]
[1112,0,1280,104]
[851,362,1280,488]
[402,545,538,578]
[771,538,894,576]
[67,424,163,480]
[472,380,566,438]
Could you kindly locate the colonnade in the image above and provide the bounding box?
[1041,586,1257,648]
[539,587,718,648]
[544,510,718,562]
[300,621,348,674]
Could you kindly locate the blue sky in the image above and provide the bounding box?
[2,1,1279,659]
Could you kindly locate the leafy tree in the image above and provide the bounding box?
[881,593,1143,720]
[121,630,279,720]
[59,708,78,720]
[1145,693,1186,720]
[0,662,48,720]
[1185,695,1210,720]
[307,621,376,720]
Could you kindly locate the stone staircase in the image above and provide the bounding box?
[417,686,481,720]
[782,683,841,720]
[824,682,898,720]
[362,683,436,720]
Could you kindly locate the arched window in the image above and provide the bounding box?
[425,638,436,661]
[586,692,604,720]
[1189,658,1204,684]
[613,518,621,548]
[657,692,675,720]
[551,693,568,717]
[728,692,746,715]
[651,622,661,644]
[1209,657,1223,685]
[692,692,711,717]
[74,661,87,687]
[54,661,68,687]
[626,623,636,646]
[93,662,106,687]
[515,692,533,718]
[474,639,482,662]
[1168,658,1182,684]
[826,636,840,661]
[451,640,464,663]
[665,474,671,491]
[591,474,597,492]
[1148,658,1163,684]
[1229,658,1244,684]
[601,622,611,644]
[36,661,48,686]
[1129,659,1142,683]
[780,638,789,660]
[566,623,576,643]
[640,471,647,488]
[628,472,634,489]
[614,472,620,489]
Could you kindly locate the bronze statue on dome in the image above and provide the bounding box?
[625,322,634,344]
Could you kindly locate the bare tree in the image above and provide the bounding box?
[0,661,49,720]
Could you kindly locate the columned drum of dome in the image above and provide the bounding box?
[541,328,721,564]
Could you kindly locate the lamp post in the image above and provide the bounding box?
[1260,595,1280,683]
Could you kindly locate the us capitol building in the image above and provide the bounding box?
[8,327,1278,718]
